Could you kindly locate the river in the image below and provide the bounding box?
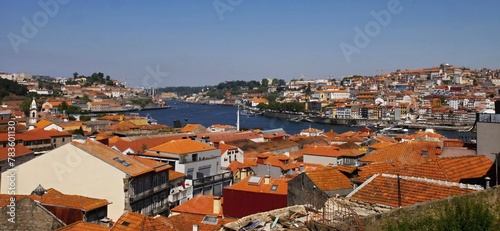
[138,100,476,141]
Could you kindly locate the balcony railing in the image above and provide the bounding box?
[192,172,233,187]
[477,113,500,123]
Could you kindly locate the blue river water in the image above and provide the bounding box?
[138,100,476,140]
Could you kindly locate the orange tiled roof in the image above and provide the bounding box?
[171,194,223,216]
[369,141,397,150]
[128,156,171,172]
[169,170,186,181]
[149,139,216,154]
[393,155,493,183]
[226,161,251,174]
[34,119,54,129]
[262,154,298,171]
[30,188,110,211]
[72,140,158,177]
[54,221,108,231]
[112,135,187,153]
[55,221,109,231]
[218,142,238,155]
[207,131,263,143]
[225,176,289,195]
[348,174,479,207]
[357,161,406,180]
[360,140,442,166]
[156,213,236,231]
[181,124,204,133]
[110,211,175,231]
[0,144,33,161]
[306,167,352,191]
[302,145,342,157]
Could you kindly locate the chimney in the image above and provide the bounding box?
[485,177,491,189]
[421,149,428,157]
[192,224,199,231]
[299,164,304,172]
[264,175,270,185]
[240,168,247,180]
[213,196,222,215]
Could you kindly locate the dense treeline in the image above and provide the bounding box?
[158,78,287,98]
[159,86,208,96]
[0,78,28,100]
[256,101,305,112]
[70,72,115,86]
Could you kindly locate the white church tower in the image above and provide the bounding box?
[28,98,37,127]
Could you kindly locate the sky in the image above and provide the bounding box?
[1,0,500,87]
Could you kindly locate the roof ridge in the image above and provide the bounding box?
[346,173,379,198]
[435,158,451,181]
[380,173,483,190]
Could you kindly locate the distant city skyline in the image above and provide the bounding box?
[1,0,500,87]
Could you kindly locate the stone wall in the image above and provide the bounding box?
[0,197,65,230]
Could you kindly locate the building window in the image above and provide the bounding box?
[153,175,158,188]
[152,196,157,210]
[62,138,65,142]
[192,153,198,162]
[138,180,143,194]
[160,193,166,208]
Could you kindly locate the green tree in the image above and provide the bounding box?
[58,101,69,113]
[73,72,78,79]
[173,119,182,128]
[72,126,85,136]
[261,78,269,87]
[271,78,279,86]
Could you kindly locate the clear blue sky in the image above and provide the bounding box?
[1,0,499,87]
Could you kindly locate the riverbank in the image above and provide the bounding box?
[170,99,475,132]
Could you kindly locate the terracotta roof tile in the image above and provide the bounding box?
[169,170,186,181]
[218,142,238,155]
[181,124,205,133]
[357,161,406,181]
[55,221,108,231]
[171,195,223,216]
[34,119,54,129]
[348,174,479,207]
[157,213,236,231]
[393,155,493,183]
[0,144,33,161]
[360,140,442,166]
[225,176,289,195]
[149,139,216,154]
[110,212,175,231]
[110,135,185,153]
[0,188,109,212]
[306,167,352,191]
[30,188,110,211]
[71,140,158,177]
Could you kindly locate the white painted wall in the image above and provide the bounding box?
[1,143,127,220]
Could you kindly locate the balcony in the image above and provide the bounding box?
[129,183,169,202]
[192,172,233,187]
[477,113,500,123]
